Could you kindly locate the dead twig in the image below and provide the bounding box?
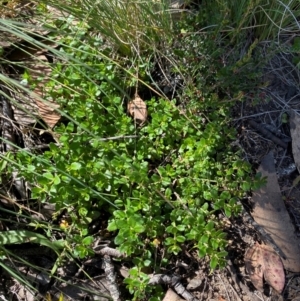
[216,273,232,301]
[226,259,262,301]
[248,120,287,149]
[199,277,207,301]
[94,247,126,258]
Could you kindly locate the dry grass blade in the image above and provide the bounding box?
[39,0,174,56]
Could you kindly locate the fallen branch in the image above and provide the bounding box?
[94,247,126,258]
[248,120,287,148]
[102,255,122,301]
[94,247,198,301]
[149,274,199,301]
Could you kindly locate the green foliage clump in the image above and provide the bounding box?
[10,15,266,300]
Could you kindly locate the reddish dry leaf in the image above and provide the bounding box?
[127,94,147,124]
[245,243,264,292]
[245,243,285,293]
[261,244,285,293]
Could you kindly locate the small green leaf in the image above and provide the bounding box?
[176,225,185,232]
[203,191,212,200]
[53,175,61,185]
[82,236,93,245]
[206,221,214,231]
[217,250,228,257]
[79,207,88,217]
[107,221,117,231]
[133,224,145,233]
[224,206,232,217]
[198,246,207,257]
[210,256,218,269]
[165,237,175,245]
[31,187,42,198]
[242,181,251,191]
[27,165,35,172]
[211,239,219,249]
[114,234,125,245]
[220,191,230,200]
[176,235,186,243]
[168,245,181,255]
[0,159,8,172]
[292,37,300,52]
[70,162,82,170]
[113,210,126,219]
[200,235,209,243]
[43,172,54,180]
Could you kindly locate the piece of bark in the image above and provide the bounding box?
[163,289,185,301]
[252,151,300,272]
[1,92,27,200]
[290,111,300,173]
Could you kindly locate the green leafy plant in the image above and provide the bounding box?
[0,1,276,299]
[11,19,264,270]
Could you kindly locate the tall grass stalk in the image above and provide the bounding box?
[200,0,300,42]
[39,0,175,56]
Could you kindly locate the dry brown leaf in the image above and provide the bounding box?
[252,151,300,272]
[261,244,285,293]
[127,94,147,124]
[28,55,61,128]
[245,243,264,292]
[245,243,285,293]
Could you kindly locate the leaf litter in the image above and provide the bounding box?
[245,243,285,293]
[127,94,147,125]
[231,41,300,301]
[251,151,300,272]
